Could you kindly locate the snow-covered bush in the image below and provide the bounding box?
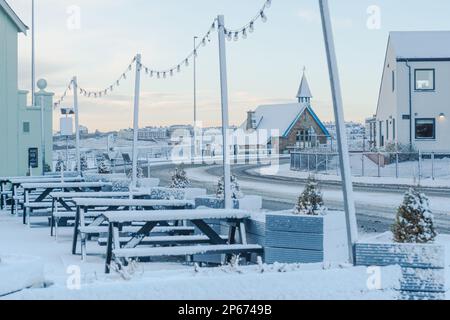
[74,154,88,172]
[294,176,326,216]
[55,159,66,172]
[111,179,131,192]
[97,156,112,174]
[150,187,185,200]
[392,188,437,244]
[170,166,191,189]
[216,175,243,200]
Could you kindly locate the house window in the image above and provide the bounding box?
[23,122,30,133]
[415,118,436,140]
[386,120,389,141]
[392,70,395,92]
[415,69,435,91]
[393,119,396,140]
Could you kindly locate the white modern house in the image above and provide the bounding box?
[0,0,53,176]
[374,31,450,152]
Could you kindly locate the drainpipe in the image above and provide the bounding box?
[405,60,413,150]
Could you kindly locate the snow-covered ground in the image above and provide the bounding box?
[256,163,450,188]
[0,210,401,300]
[1,209,450,300]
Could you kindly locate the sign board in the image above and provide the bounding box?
[60,117,73,136]
[28,148,39,168]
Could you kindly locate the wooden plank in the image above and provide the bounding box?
[266,230,323,251]
[265,247,324,264]
[244,219,266,237]
[266,214,323,234]
[400,268,445,293]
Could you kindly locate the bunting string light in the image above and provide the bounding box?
[53,0,273,108]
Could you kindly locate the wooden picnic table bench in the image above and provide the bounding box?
[49,191,153,238]
[21,182,109,226]
[7,176,84,215]
[101,209,263,273]
[72,198,195,259]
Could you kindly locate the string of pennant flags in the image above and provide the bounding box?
[53,0,272,109]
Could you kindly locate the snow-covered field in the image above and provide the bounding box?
[0,210,406,300]
[1,209,450,300]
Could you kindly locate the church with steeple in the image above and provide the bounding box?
[239,69,330,154]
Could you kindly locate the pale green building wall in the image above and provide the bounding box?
[0,6,53,176]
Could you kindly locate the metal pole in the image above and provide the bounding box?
[192,36,199,163]
[132,54,142,188]
[432,152,435,181]
[319,0,358,263]
[40,94,45,175]
[217,15,232,210]
[73,77,81,174]
[31,0,36,107]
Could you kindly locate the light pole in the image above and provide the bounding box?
[319,0,358,263]
[131,54,142,188]
[73,77,81,174]
[217,15,232,210]
[193,36,199,162]
[31,0,36,107]
[37,79,47,175]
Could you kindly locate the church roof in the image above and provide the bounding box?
[239,103,330,139]
[0,0,28,34]
[296,72,312,99]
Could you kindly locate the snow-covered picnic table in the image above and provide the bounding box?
[72,198,196,259]
[21,182,110,226]
[6,176,84,215]
[101,208,263,273]
[49,191,153,237]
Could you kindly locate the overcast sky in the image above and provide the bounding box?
[8,0,450,131]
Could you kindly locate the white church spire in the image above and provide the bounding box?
[297,67,312,104]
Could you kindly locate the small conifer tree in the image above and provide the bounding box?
[216,175,243,200]
[294,176,326,216]
[392,188,437,244]
[170,166,191,189]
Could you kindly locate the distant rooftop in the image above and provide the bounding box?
[390,31,450,60]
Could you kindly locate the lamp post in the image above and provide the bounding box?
[131,54,142,188]
[31,0,36,107]
[319,0,358,263]
[217,15,232,210]
[37,79,47,175]
[193,36,199,162]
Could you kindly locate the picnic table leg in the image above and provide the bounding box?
[105,223,114,274]
[238,221,251,263]
[0,183,4,210]
[80,207,88,261]
[72,206,81,255]
[10,185,15,215]
[23,190,28,225]
[50,198,56,237]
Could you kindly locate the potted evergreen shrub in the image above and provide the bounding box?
[355,188,445,300]
[265,176,348,264]
[195,175,262,211]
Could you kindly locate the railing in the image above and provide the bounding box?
[290,151,450,181]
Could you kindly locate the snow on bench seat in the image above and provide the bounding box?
[102,209,251,223]
[79,225,195,235]
[50,191,149,199]
[73,198,194,207]
[24,202,54,208]
[98,235,228,246]
[21,182,109,189]
[112,244,263,258]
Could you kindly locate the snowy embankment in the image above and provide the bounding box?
[0,255,45,297]
[256,163,450,189]
[5,264,401,300]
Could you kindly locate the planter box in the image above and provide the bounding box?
[265,211,348,264]
[195,195,262,211]
[355,235,446,300]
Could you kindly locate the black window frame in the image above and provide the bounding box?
[415,118,436,140]
[414,69,435,91]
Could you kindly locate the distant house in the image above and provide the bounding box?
[236,71,330,154]
[374,31,450,152]
[0,0,53,176]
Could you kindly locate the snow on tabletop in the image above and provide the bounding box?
[4,263,402,300]
[102,209,251,222]
[50,191,148,198]
[72,198,194,207]
[21,182,110,189]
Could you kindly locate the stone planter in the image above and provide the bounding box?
[264,210,348,264]
[195,195,263,211]
[355,234,446,300]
